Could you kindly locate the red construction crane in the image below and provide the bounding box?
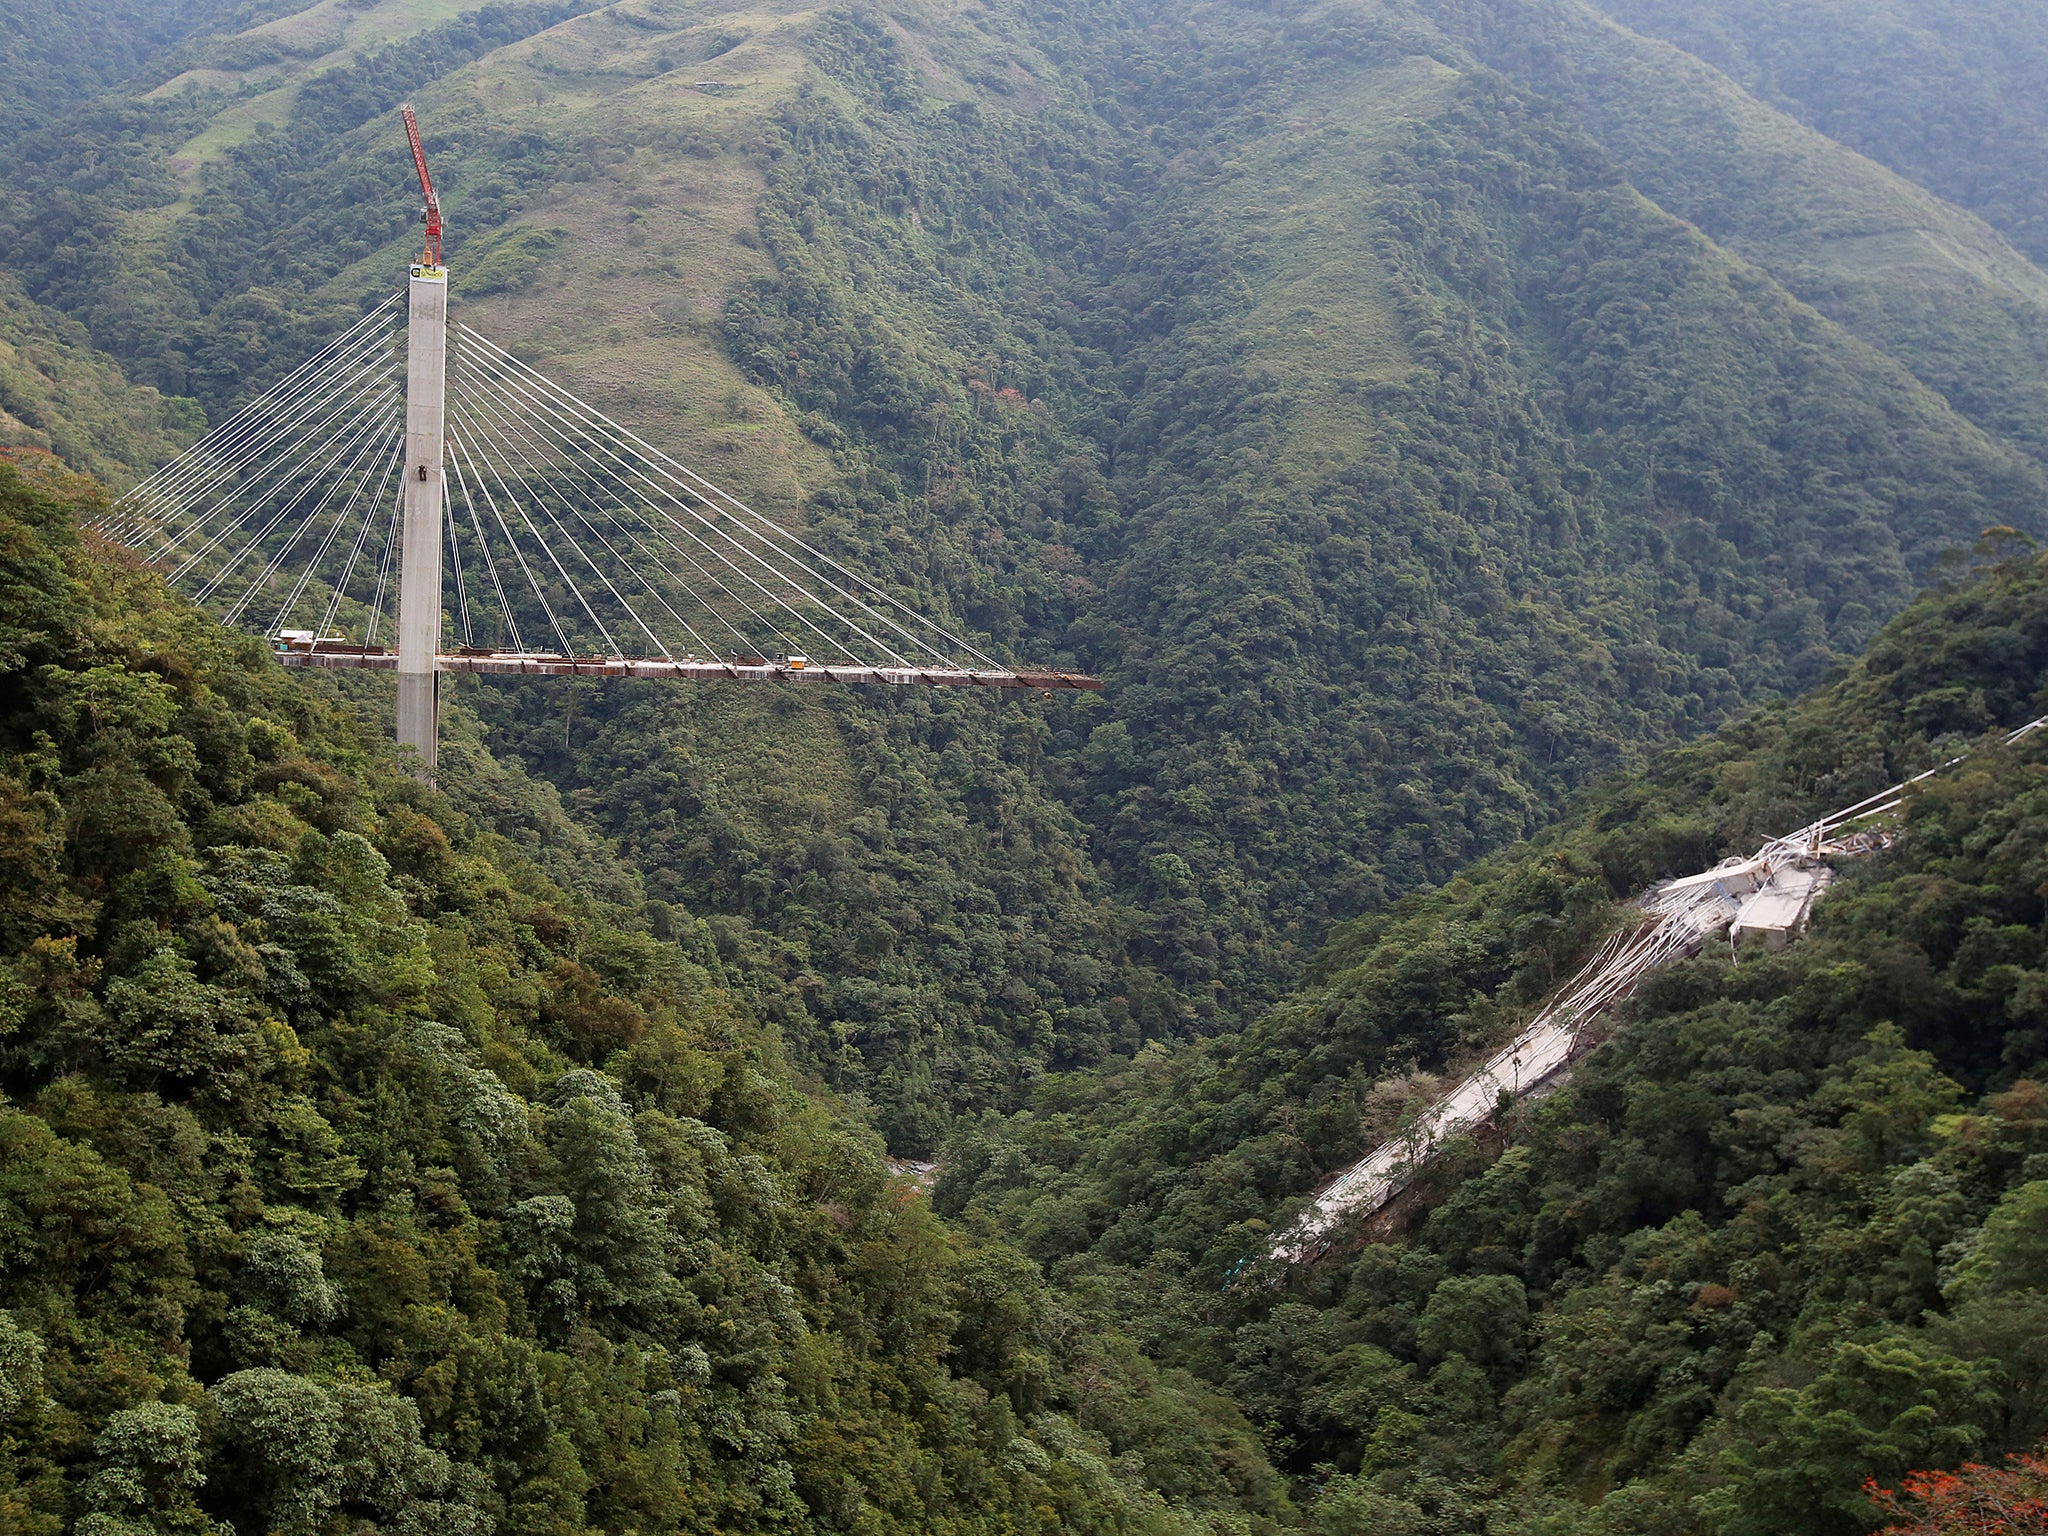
[400,104,442,267]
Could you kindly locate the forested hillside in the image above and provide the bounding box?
[940,541,2048,1534]
[1595,0,2048,266]
[10,0,2048,1137]
[9,0,2048,1532]
[0,453,1287,1535]
[0,276,197,480]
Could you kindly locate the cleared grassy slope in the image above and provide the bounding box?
[141,0,492,203]
[1198,58,1444,481]
[419,0,838,522]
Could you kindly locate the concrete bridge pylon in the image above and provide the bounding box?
[396,260,447,778]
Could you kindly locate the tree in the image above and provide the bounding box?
[1867,1447,2048,1535]
[75,1402,217,1536]
[1416,1274,1530,1384]
[1946,1183,2048,1303]
[1709,1336,2004,1536]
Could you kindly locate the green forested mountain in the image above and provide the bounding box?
[1413,0,2048,475]
[9,2,2048,1529]
[0,0,262,147]
[9,0,2048,1134]
[1593,0,2048,266]
[0,455,1287,1535]
[11,469,2043,1536]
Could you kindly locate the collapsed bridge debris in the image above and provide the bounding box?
[1271,715,2048,1264]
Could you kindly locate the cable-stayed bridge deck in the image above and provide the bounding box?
[272,642,1101,689]
[93,274,1099,781]
[92,107,1099,779]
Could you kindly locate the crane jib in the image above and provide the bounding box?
[400,103,442,267]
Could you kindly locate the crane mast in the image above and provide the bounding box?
[401,104,442,267]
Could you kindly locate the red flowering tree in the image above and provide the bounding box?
[1867,1450,2048,1534]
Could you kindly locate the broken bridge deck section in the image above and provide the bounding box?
[1270,717,2048,1264]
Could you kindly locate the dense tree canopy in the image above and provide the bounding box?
[940,544,2048,1532]
[0,454,1287,1535]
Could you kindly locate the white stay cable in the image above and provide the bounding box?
[160,367,402,582]
[445,493,475,649]
[103,305,1045,683]
[363,484,405,647]
[443,387,623,657]
[449,345,805,651]
[316,447,406,646]
[108,298,400,527]
[458,322,989,666]
[451,354,844,660]
[216,404,403,623]
[166,380,402,598]
[203,396,402,610]
[444,370,662,658]
[274,434,405,638]
[445,413,576,656]
[462,326,952,664]
[114,317,401,548]
[106,336,396,555]
[454,350,870,663]
[445,432,528,654]
[440,380,719,658]
[457,324,992,668]
[445,347,763,657]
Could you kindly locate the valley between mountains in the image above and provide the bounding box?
[5,2,2048,1533]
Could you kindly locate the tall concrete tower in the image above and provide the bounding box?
[395,259,446,777]
[396,104,446,780]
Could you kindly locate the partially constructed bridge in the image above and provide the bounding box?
[95,108,1097,780]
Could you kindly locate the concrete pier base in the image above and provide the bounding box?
[396,672,438,773]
